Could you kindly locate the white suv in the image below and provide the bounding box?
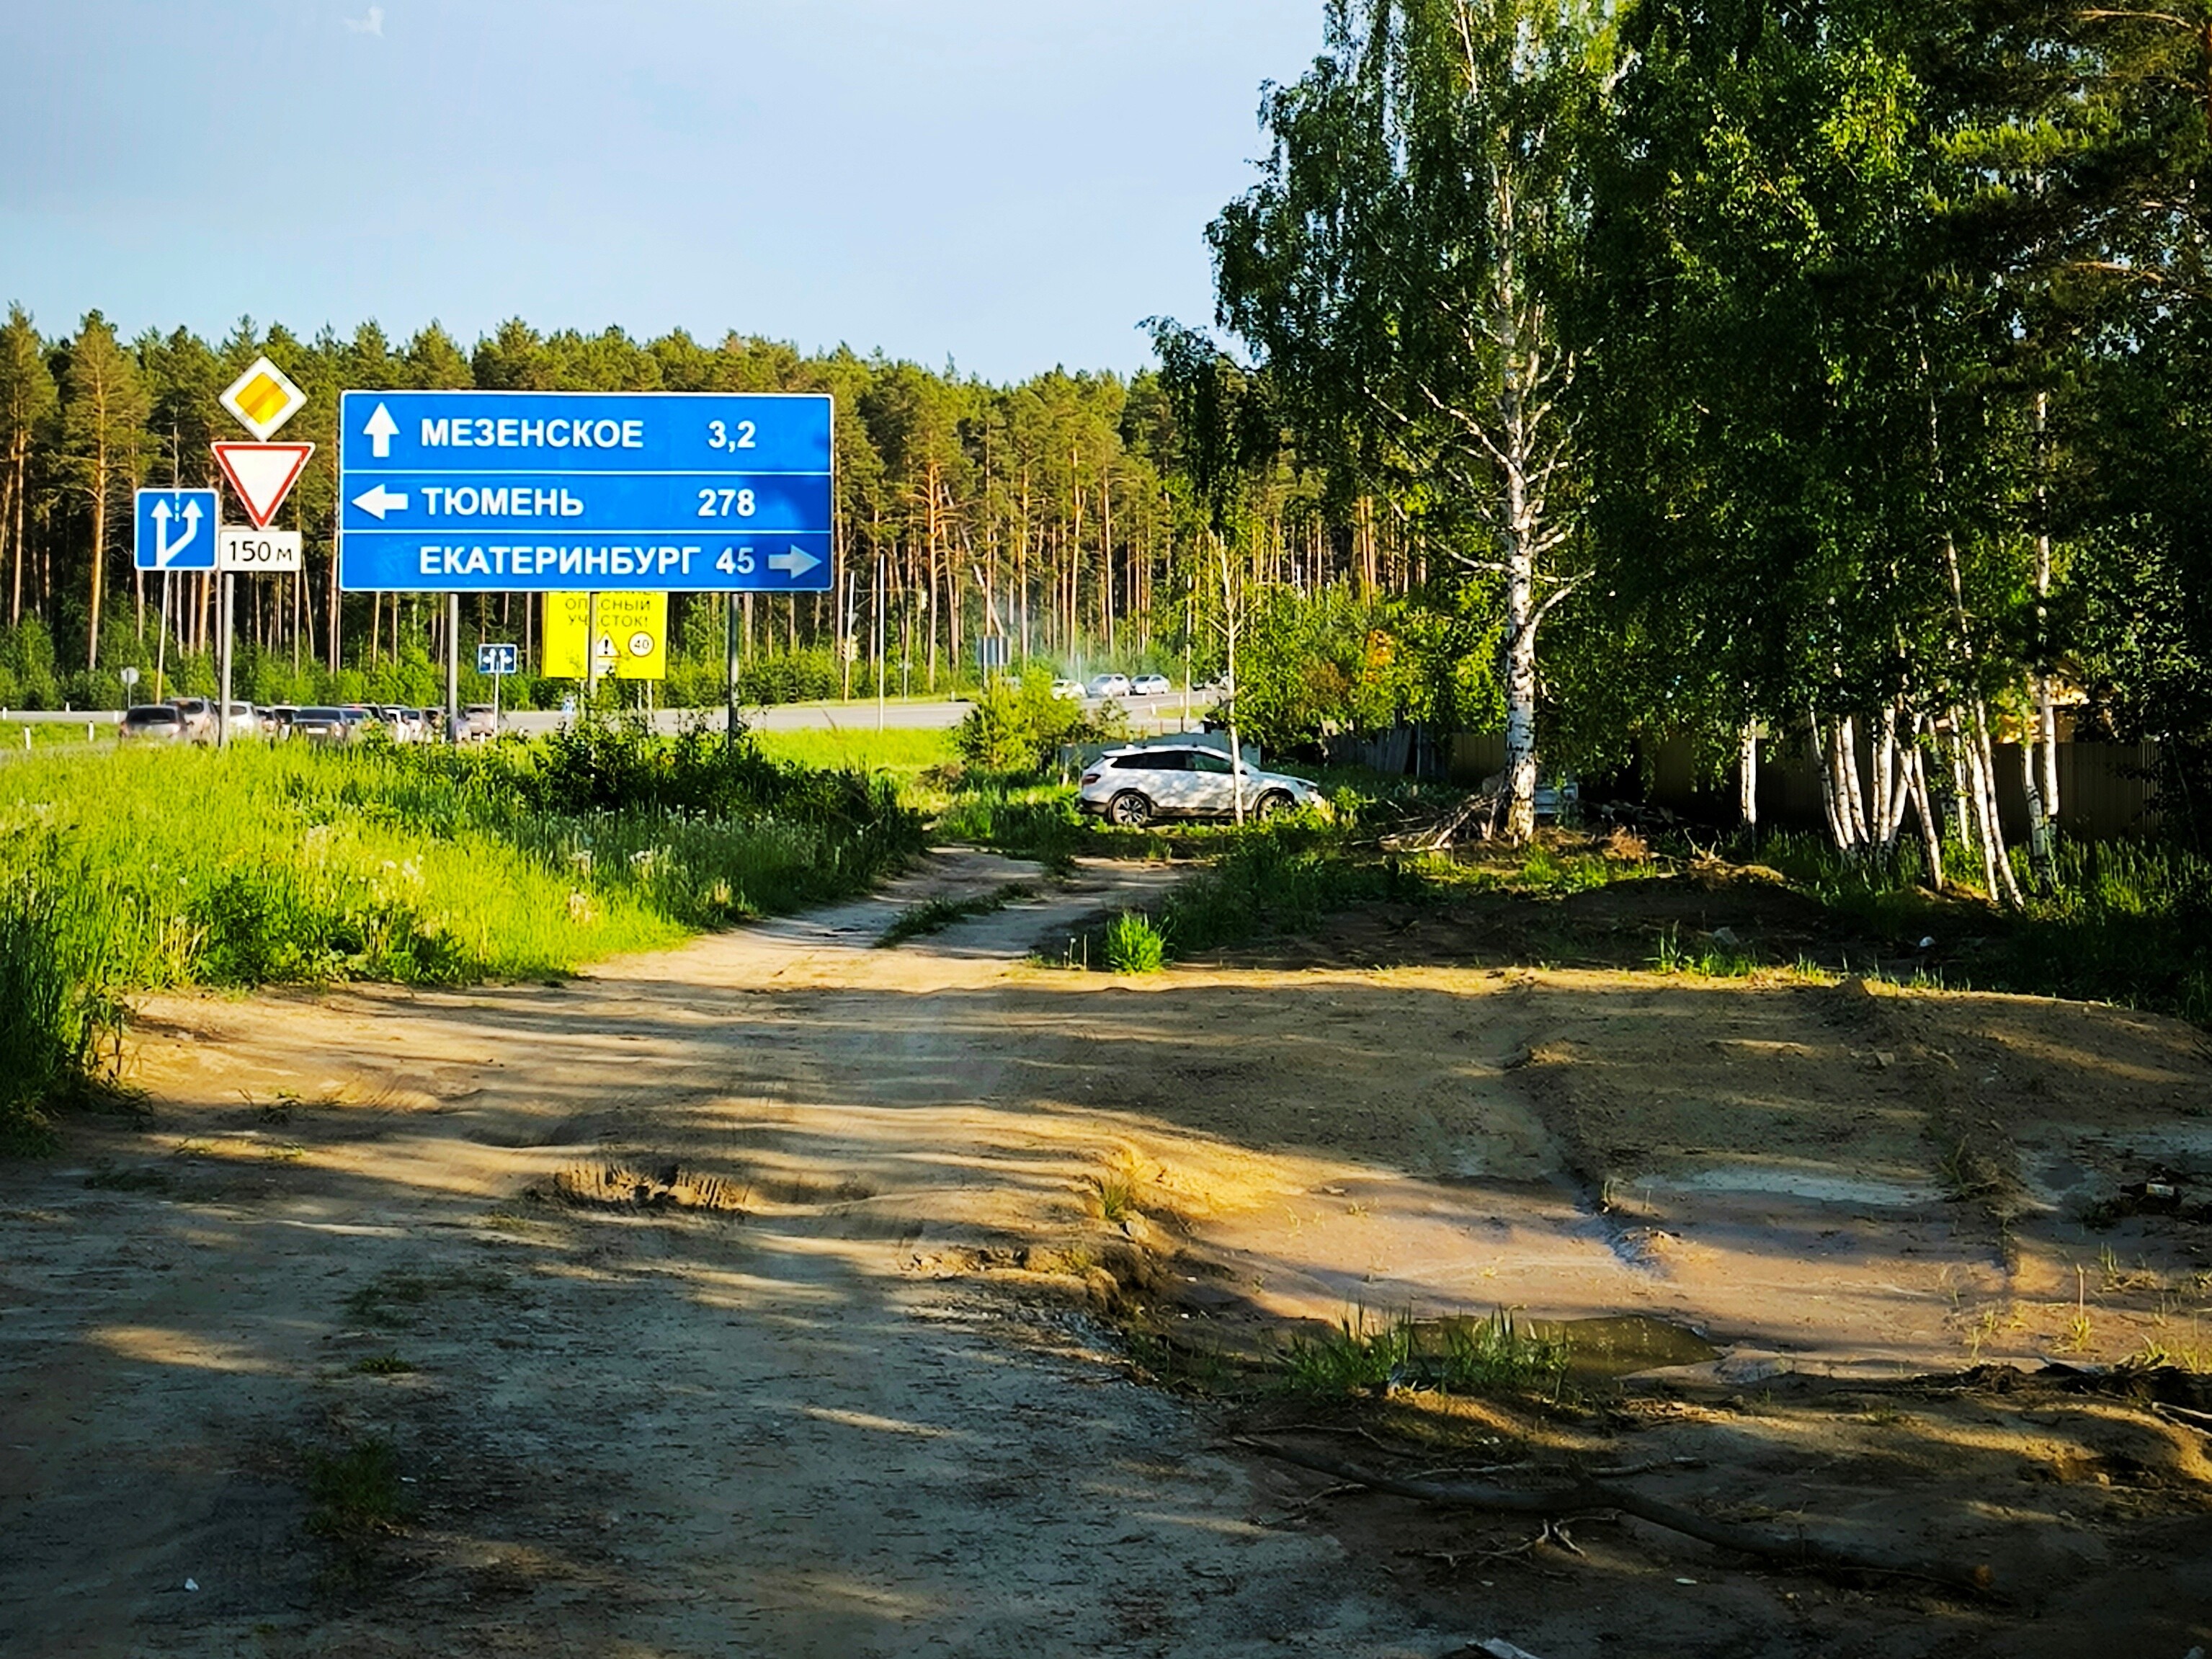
[1079,744,1320,826]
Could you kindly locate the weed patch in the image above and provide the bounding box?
[876,882,1033,948]
[306,1437,411,1538]
[1280,1309,1569,1400]
[1103,910,1167,974]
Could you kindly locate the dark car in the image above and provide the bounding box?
[118,704,188,744]
[290,706,348,743]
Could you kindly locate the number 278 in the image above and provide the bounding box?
[697,488,756,517]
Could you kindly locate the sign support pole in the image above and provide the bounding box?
[586,591,599,707]
[155,572,171,703]
[219,572,233,747]
[445,592,460,744]
[874,550,885,732]
[726,595,740,743]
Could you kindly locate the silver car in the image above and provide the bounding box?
[1078,744,1321,826]
[117,704,188,744]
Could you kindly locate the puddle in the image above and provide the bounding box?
[1536,1315,1718,1381]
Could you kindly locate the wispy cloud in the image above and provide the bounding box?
[344,6,384,36]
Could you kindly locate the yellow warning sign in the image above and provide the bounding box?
[542,592,666,680]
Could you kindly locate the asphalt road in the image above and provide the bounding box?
[14,693,1213,739]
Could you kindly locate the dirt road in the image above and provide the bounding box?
[4,850,2211,1656]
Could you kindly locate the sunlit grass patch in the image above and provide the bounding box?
[1280,1308,1569,1400]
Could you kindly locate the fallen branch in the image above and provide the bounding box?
[1236,1437,1999,1597]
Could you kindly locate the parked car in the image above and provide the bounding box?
[266,704,299,739]
[1129,673,1172,696]
[1085,672,1132,700]
[1078,744,1320,827]
[117,703,188,744]
[220,700,259,737]
[290,706,349,744]
[1050,679,1085,702]
[166,696,215,742]
[464,703,497,741]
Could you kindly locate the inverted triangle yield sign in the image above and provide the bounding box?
[212,442,314,530]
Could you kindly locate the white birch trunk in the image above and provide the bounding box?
[1738,723,1759,832]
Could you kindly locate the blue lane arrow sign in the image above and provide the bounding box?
[134,489,220,571]
[336,391,834,593]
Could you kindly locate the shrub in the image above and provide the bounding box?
[1104,910,1167,974]
[953,669,1118,778]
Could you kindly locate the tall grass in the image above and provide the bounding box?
[1281,1309,1569,1399]
[0,726,923,1137]
[1752,829,2212,1020]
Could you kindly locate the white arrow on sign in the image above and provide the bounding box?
[767,546,819,578]
[150,498,203,568]
[352,483,410,520]
[363,402,398,458]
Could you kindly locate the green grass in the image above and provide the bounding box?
[1280,1309,1570,1400]
[1103,910,1167,974]
[876,882,1033,948]
[752,726,958,778]
[0,725,924,1142]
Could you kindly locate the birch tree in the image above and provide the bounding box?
[1208,0,1607,840]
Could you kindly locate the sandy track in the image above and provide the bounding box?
[5,849,2212,1655]
[1,854,1445,1658]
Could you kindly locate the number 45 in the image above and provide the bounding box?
[715,548,757,575]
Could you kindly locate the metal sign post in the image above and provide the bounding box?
[445,593,460,744]
[219,572,233,748]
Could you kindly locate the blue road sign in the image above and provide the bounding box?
[336,391,834,594]
[134,489,220,572]
[476,643,519,676]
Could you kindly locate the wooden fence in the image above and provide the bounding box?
[1445,731,2164,840]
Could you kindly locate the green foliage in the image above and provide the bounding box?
[952,669,1116,777]
[1231,584,1494,755]
[1103,910,1167,974]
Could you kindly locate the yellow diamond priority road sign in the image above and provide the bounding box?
[219,355,308,442]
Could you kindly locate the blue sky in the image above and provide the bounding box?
[0,1,1323,381]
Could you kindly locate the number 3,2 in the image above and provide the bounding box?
[705,419,757,450]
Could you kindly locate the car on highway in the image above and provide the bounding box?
[290,706,349,744]
[1050,679,1084,701]
[266,704,299,739]
[1129,673,1172,696]
[465,703,497,741]
[1078,743,1321,827]
[117,704,188,744]
[220,701,259,737]
[1086,672,1131,699]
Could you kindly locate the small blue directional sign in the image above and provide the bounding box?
[336,391,834,594]
[476,643,519,677]
[133,489,220,572]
